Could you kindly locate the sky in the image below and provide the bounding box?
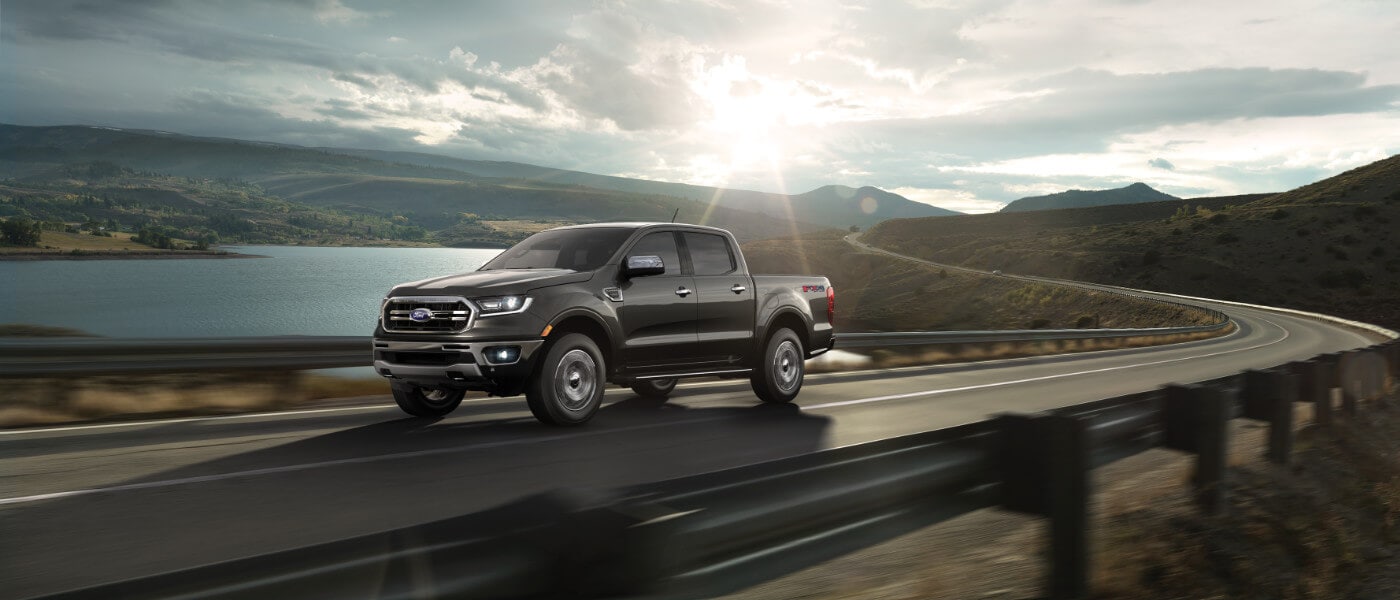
[2,0,1398,213]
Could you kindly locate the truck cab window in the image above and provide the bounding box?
[684,232,736,275]
[628,231,681,276]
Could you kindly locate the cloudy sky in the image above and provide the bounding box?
[3,0,1397,212]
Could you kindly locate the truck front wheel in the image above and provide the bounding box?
[751,327,804,403]
[526,333,606,426]
[392,383,465,417]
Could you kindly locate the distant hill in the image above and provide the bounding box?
[330,147,960,228]
[0,123,957,229]
[1245,153,1400,207]
[1000,182,1179,213]
[863,154,1399,330]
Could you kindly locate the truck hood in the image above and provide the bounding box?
[388,268,594,297]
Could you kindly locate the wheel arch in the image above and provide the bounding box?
[546,310,616,374]
[758,309,810,357]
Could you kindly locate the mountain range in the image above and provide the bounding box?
[0,124,956,231]
[999,182,1179,212]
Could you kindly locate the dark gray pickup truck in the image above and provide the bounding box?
[373,222,835,425]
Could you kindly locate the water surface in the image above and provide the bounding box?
[0,246,502,338]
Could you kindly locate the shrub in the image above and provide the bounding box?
[1215,232,1240,244]
[1027,318,1052,329]
[1075,315,1097,328]
[0,216,41,246]
[1270,208,1290,220]
[1316,269,1367,289]
[1141,248,1161,265]
[1208,213,1228,224]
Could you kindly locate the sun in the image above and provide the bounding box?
[691,58,810,178]
[707,88,786,171]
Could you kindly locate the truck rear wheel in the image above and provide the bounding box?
[392,383,465,417]
[751,327,804,403]
[630,378,677,398]
[526,333,606,426]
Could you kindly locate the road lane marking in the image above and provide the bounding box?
[0,404,398,436]
[804,315,1289,411]
[0,415,731,506]
[0,396,523,437]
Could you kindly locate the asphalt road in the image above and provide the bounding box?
[1,268,1386,598]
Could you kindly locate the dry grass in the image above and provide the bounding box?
[301,374,391,400]
[1,230,151,252]
[0,372,392,427]
[743,233,1220,333]
[860,156,1400,331]
[481,219,574,235]
[1093,396,1400,600]
[0,372,306,427]
[829,325,1235,371]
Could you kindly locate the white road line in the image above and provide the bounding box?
[0,396,529,437]
[0,404,397,436]
[0,415,730,507]
[804,315,1289,411]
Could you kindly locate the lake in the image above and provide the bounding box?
[0,246,503,338]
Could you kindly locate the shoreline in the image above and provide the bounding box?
[0,250,268,261]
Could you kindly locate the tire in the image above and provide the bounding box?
[750,327,805,403]
[630,378,677,398]
[392,383,465,417]
[526,333,606,426]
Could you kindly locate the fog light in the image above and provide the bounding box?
[483,345,521,365]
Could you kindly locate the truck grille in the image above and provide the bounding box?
[382,297,474,333]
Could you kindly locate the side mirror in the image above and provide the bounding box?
[623,255,665,278]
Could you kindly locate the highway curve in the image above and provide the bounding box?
[1,245,1388,599]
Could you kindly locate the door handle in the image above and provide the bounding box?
[730,284,746,294]
[675,287,691,297]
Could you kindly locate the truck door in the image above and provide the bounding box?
[682,231,755,367]
[614,231,699,370]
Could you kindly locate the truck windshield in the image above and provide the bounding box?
[480,227,634,271]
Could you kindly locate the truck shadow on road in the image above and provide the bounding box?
[4,398,832,599]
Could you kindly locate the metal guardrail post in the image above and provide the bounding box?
[1162,385,1231,514]
[1292,359,1332,427]
[1339,350,1359,416]
[997,413,1091,600]
[1242,369,1296,465]
[1385,341,1400,383]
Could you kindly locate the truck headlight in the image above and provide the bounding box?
[473,295,530,316]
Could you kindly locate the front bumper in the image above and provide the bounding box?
[372,338,545,388]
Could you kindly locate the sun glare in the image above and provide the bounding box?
[691,56,835,180]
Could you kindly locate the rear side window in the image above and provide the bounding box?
[684,232,736,275]
[627,231,681,276]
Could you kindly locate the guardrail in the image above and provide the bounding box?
[0,314,1231,377]
[36,338,1399,600]
[0,336,370,377]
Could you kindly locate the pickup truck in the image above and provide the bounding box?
[372,222,835,425]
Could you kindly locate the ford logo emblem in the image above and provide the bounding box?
[408,307,434,322]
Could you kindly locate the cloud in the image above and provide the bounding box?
[3,0,1398,212]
